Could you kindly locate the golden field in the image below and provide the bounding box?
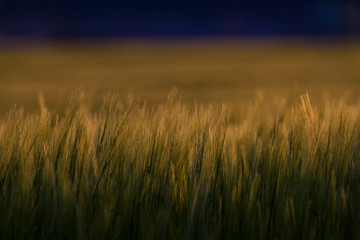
[1,39,360,239]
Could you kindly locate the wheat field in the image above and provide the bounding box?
[0,88,359,239]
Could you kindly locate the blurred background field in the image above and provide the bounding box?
[1,39,360,117]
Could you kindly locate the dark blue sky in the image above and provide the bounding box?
[0,0,359,38]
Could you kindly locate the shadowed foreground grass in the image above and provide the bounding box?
[0,89,359,239]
